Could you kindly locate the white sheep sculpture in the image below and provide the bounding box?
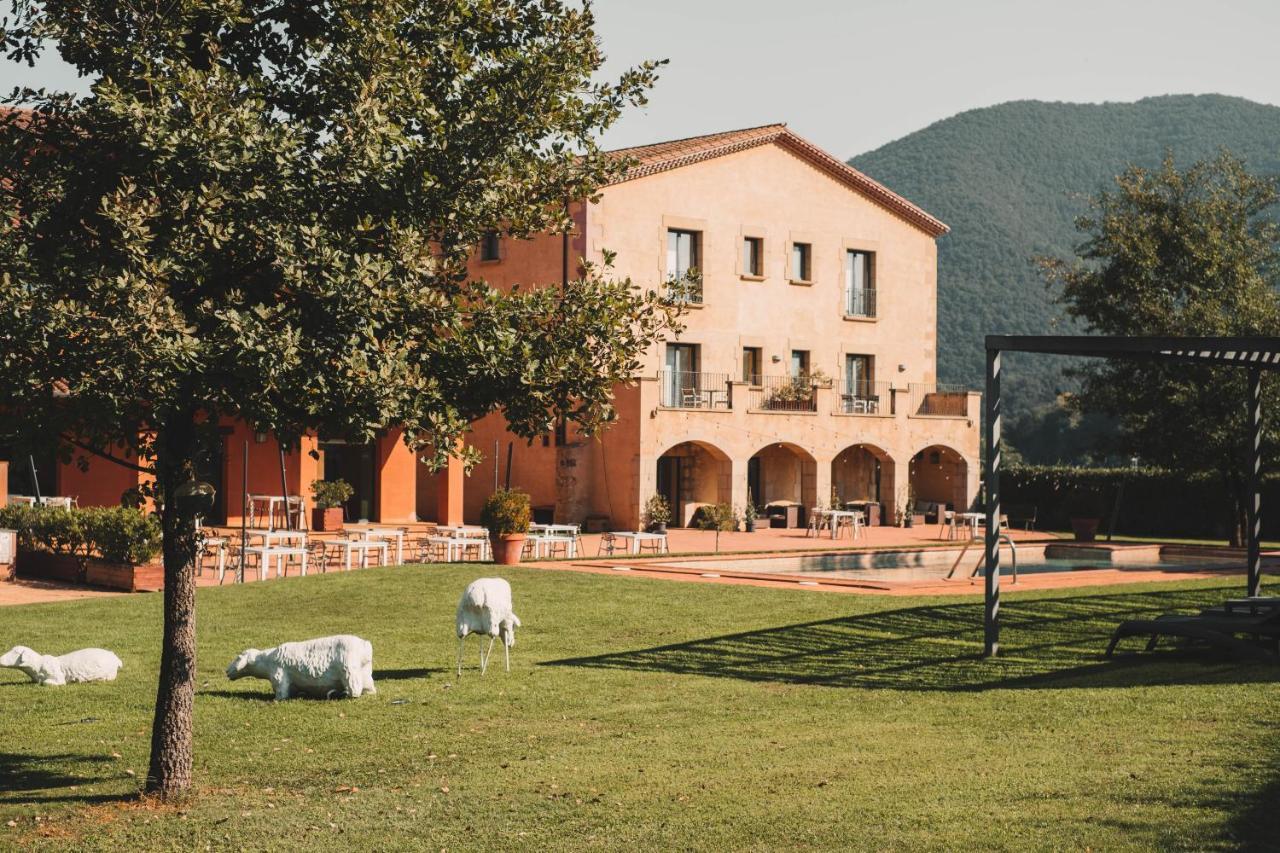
[226,635,376,700]
[0,645,123,686]
[456,577,521,676]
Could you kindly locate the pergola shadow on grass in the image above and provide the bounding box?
[0,752,125,806]
[984,335,1280,656]
[545,584,1280,692]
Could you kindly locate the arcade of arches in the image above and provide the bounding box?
[654,439,972,528]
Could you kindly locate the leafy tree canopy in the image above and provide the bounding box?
[1038,151,1280,540]
[0,0,674,798]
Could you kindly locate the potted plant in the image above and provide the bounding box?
[481,488,531,565]
[1065,486,1105,542]
[311,479,353,531]
[643,494,671,534]
[742,494,758,533]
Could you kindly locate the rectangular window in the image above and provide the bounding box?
[742,347,762,384]
[664,342,701,407]
[790,349,810,378]
[742,236,763,277]
[843,354,879,413]
[844,354,873,391]
[790,242,812,282]
[844,250,875,316]
[667,229,700,278]
[480,230,501,262]
[666,228,702,303]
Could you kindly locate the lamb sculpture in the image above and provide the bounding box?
[456,577,521,676]
[226,634,375,700]
[0,645,123,686]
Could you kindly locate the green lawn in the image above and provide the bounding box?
[1,566,1277,851]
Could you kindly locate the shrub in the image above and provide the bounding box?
[311,478,354,510]
[695,502,739,532]
[480,488,531,535]
[0,504,161,564]
[643,494,671,527]
[83,507,163,564]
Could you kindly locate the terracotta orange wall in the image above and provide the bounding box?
[57,443,147,508]
[463,417,560,523]
[414,449,464,525]
[375,429,417,523]
[465,202,585,293]
[221,421,319,525]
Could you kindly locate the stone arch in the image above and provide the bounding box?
[748,441,817,525]
[831,443,896,526]
[908,444,970,515]
[655,440,733,527]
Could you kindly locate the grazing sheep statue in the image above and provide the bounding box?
[225,635,375,700]
[0,645,123,686]
[456,577,521,676]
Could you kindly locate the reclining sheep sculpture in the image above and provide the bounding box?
[456,577,521,676]
[226,635,376,700]
[0,645,123,686]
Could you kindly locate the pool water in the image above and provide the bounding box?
[656,551,1231,583]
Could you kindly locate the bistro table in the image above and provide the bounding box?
[526,534,577,559]
[329,536,390,570]
[245,528,308,548]
[244,544,308,581]
[612,531,668,554]
[247,495,307,531]
[956,512,984,539]
[348,526,406,565]
[7,495,75,509]
[825,509,864,539]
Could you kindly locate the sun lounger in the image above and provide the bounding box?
[1106,600,1280,661]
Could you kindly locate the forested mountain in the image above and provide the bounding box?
[849,94,1280,461]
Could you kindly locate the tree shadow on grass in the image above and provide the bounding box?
[0,752,128,805]
[544,584,1279,691]
[374,667,445,681]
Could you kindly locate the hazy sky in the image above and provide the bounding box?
[6,0,1280,159]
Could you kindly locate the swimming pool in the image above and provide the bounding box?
[654,546,1236,584]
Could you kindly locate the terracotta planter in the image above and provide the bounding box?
[312,506,345,532]
[85,559,165,592]
[1070,517,1101,542]
[491,533,526,566]
[15,550,84,583]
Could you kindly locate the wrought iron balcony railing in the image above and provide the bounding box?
[659,371,731,409]
[844,287,877,318]
[838,380,892,415]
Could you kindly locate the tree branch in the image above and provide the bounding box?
[60,434,153,475]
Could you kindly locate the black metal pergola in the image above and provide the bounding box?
[983,335,1280,656]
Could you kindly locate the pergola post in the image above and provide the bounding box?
[984,347,1001,656]
[1247,366,1262,598]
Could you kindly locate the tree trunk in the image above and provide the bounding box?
[144,416,200,800]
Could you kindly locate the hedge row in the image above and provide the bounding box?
[999,465,1280,540]
[0,504,163,564]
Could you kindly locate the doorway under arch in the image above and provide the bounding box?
[655,441,733,527]
[831,443,895,525]
[909,444,970,516]
[747,442,817,524]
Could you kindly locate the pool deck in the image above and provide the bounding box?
[0,524,1266,606]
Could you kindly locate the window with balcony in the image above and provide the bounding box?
[742,236,763,277]
[842,354,884,414]
[844,249,875,317]
[480,230,501,262]
[790,349,810,378]
[662,342,728,409]
[666,228,702,303]
[790,242,812,282]
[742,347,762,384]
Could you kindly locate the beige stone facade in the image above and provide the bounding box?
[440,125,980,529]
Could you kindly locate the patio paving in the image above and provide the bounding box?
[2,522,1255,607]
